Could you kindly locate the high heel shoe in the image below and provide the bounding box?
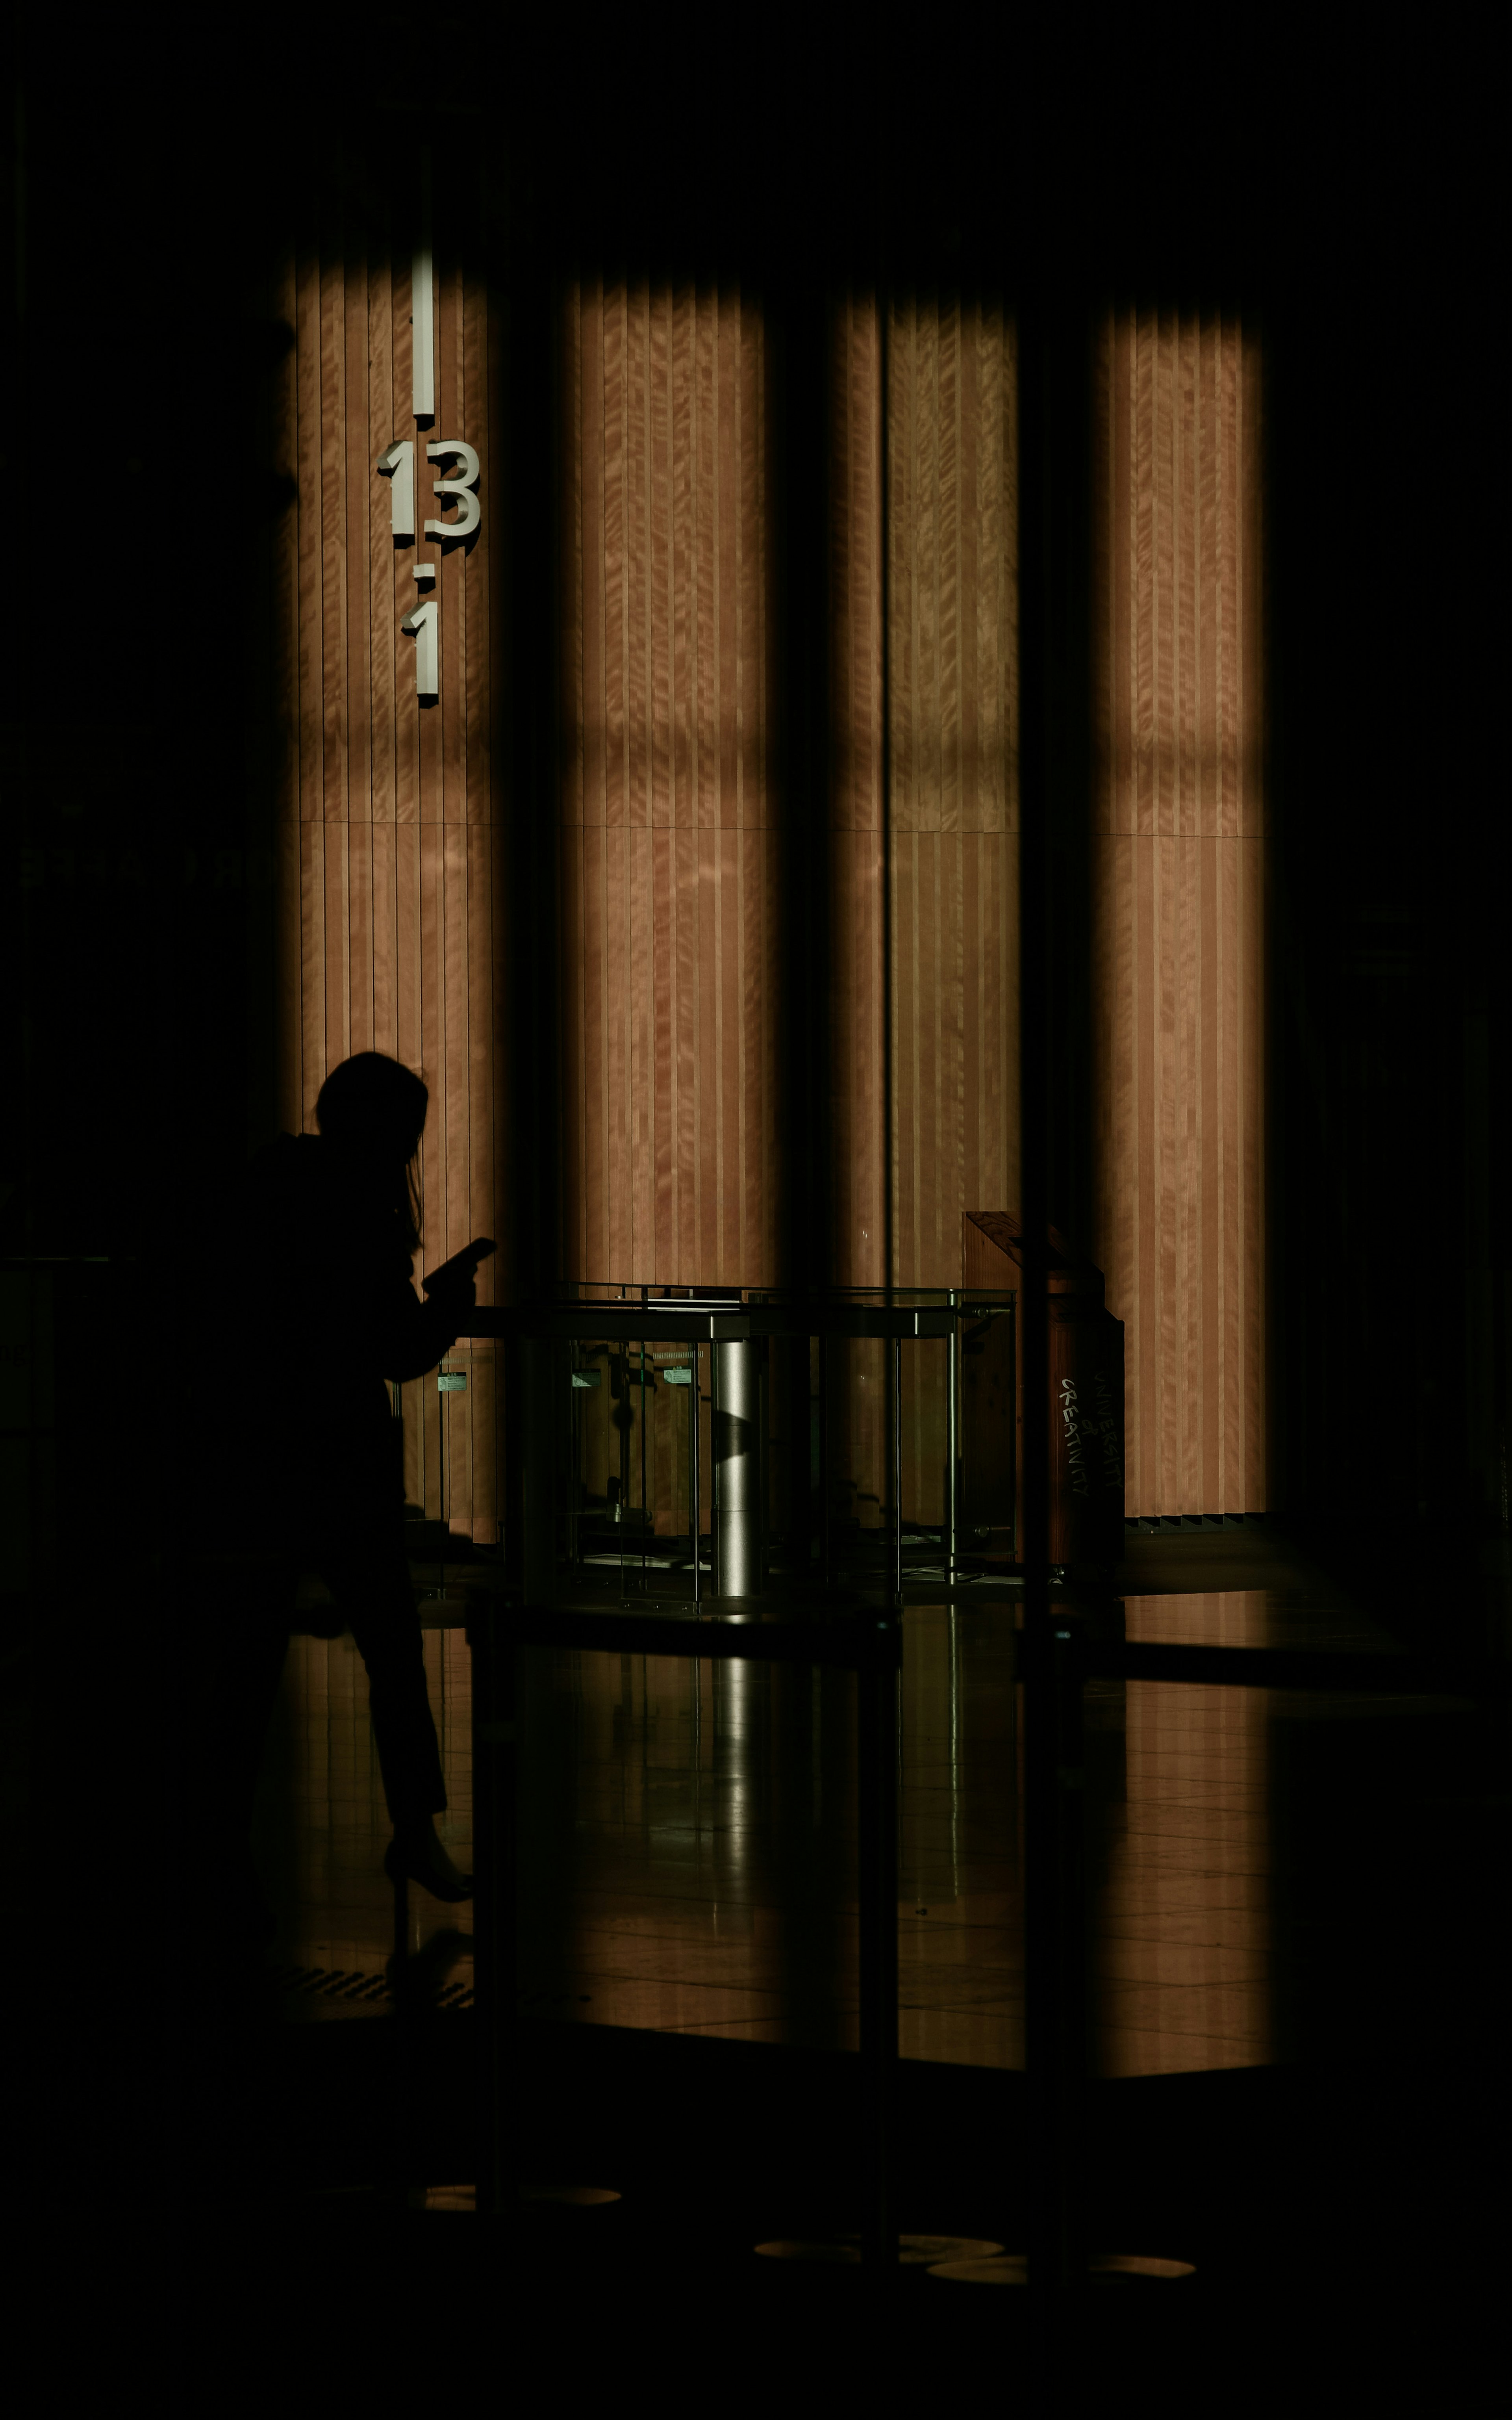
[384,1827,474,1902]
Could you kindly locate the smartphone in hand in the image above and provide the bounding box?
[421,1238,497,1297]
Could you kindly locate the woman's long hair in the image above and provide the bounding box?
[315,1053,428,1255]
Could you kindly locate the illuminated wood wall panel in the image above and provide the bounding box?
[1091,311,1265,1516]
[828,295,888,1298]
[558,280,777,1289]
[828,295,1019,1295]
[888,297,1020,1292]
[272,202,505,1539]
[829,296,1019,1521]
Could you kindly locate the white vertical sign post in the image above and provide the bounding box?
[413,141,434,421]
[412,245,434,421]
[375,154,482,701]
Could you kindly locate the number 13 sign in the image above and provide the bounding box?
[376,247,480,700]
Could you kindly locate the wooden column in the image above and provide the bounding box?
[1091,310,1266,1519]
[557,278,778,1291]
[829,293,1020,1524]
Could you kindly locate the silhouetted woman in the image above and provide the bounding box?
[200,1052,477,1912]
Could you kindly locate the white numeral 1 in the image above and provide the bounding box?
[377,440,415,539]
[400,597,438,698]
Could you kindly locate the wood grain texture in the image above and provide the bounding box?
[1091,311,1265,1516]
[826,297,1019,1522]
[273,204,504,1540]
[558,282,1015,1331]
[271,243,302,1157]
[830,296,1019,1297]
[828,297,886,1294]
[272,253,1261,1542]
[558,280,776,1288]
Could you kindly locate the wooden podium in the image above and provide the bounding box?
[962,1211,1126,1572]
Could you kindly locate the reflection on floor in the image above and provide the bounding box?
[252,1521,1506,2080]
[254,1628,475,2012]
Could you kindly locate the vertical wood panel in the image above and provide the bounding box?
[830,295,1018,1308]
[319,228,348,832]
[367,219,395,834]
[371,818,396,1062]
[298,818,324,1128]
[343,229,371,828]
[829,297,886,1293]
[271,245,302,1150]
[1092,309,1264,1517]
[827,296,1019,1523]
[348,819,373,1060]
[558,282,775,1288]
[295,240,322,829]
[274,189,504,1540]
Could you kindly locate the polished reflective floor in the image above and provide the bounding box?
[252,1523,1508,2080]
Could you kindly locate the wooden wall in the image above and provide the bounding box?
[1090,310,1265,1516]
[556,282,1017,1312]
[276,243,1262,1539]
[552,288,1018,1527]
[271,191,506,1540]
